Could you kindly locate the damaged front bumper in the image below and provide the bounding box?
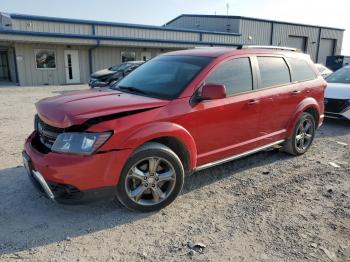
[23,131,133,204]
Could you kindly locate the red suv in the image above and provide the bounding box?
[23,47,326,211]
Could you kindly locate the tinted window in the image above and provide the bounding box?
[257,57,291,88]
[206,58,253,95]
[287,58,316,82]
[326,67,350,84]
[112,56,212,99]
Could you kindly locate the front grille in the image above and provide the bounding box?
[324,98,349,113]
[36,116,65,149]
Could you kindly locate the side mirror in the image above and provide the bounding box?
[199,83,227,101]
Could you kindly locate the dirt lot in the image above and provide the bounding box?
[0,85,349,262]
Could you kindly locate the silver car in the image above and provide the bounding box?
[324,66,350,120]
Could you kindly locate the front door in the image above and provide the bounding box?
[191,57,260,166]
[64,50,80,84]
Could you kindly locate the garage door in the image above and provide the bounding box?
[319,39,335,65]
[288,36,307,51]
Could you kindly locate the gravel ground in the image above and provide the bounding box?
[0,85,349,262]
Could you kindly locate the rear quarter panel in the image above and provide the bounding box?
[286,76,327,137]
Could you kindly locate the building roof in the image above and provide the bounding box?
[8,13,241,36]
[165,14,345,31]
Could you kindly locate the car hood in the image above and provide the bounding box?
[36,89,169,128]
[325,83,350,99]
[91,69,117,78]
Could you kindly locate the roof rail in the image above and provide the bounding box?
[237,45,299,52]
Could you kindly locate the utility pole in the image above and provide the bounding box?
[226,3,229,16]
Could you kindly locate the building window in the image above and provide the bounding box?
[121,51,136,63]
[35,49,56,69]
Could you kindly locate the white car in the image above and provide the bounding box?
[315,64,333,78]
[324,66,350,120]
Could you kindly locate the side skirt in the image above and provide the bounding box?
[194,140,285,172]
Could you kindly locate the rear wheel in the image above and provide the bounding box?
[283,112,316,155]
[115,142,184,212]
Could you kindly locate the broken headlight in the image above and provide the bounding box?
[52,132,112,155]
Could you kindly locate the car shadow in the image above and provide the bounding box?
[318,118,350,139]
[0,166,150,255]
[0,148,291,255]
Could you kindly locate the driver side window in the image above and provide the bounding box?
[206,58,253,96]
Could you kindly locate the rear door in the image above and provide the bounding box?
[190,57,261,166]
[254,56,297,145]
[254,56,317,145]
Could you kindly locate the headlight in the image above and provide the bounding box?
[52,132,112,155]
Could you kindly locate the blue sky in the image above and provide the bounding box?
[1,0,349,54]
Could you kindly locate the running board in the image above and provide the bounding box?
[194,140,285,172]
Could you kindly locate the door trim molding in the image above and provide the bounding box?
[194,139,284,172]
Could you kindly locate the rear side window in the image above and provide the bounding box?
[257,57,291,88]
[206,58,253,95]
[287,57,317,82]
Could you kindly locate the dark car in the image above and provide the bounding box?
[24,46,326,211]
[89,61,144,88]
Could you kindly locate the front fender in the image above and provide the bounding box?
[120,122,198,170]
[286,97,322,138]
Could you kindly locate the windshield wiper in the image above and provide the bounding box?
[117,85,147,95]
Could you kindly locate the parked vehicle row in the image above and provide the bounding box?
[89,61,144,88]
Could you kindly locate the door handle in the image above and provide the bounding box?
[291,90,301,95]
[247,99,260,105]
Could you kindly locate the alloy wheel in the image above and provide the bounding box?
[295,118,314,151]
[125,157,176,206]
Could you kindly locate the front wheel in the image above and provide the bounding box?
[283,112,316,156]
[115,142,184,212]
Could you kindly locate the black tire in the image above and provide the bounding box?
[115,142,184,212]
[283,112,316,156]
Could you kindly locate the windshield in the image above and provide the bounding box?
[111,55,212,99]
[109,63,131,72]
[326,67,350,84]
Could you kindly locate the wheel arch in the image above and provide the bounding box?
[119,122,197,173]
[286,98,321,138]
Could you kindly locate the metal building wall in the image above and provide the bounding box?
[95,25,199,42]
[14,43,90,86]
[166,15,344,63]
[91,46,174,72]
[0,32,97,45]
[272,23,319,61]
[12,19,92,35]
[165,15,241,34]
[200,19,271,45]
[239,19,272,45]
